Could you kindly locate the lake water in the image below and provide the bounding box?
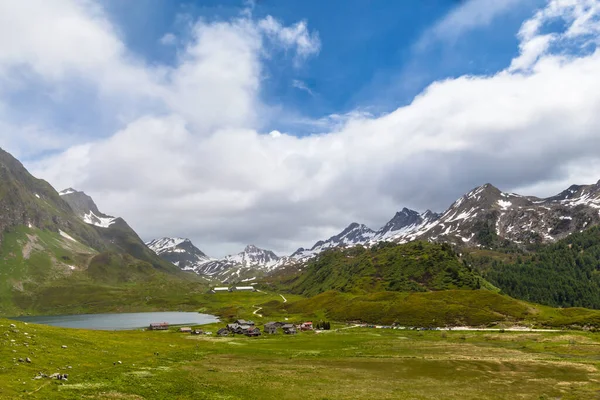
[10,312,220,330]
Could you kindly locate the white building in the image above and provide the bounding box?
[233,286,255,291]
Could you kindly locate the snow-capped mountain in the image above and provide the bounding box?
[146,239,280,282]
[414,182,600,246]
[196,245,280,281]
[146,237,211,270]
[226,245,280,269]
[290,209,441,261]
[289,180,600,261]
[59,188,117,228]
[291,223,376,260]
[372,208,441,243]
[149,179,600,277]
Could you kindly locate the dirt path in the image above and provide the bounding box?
[443,327,562,332]
[280,294,287,303]
[252,306,263,318]
[317,324,361,334]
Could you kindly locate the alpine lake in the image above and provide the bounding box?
[9,311,219,330]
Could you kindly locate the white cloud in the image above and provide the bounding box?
[291,79,314,96]
[5,0,600,258]
[510,0,600,71]
[159,33,177,46]
[0,0,159,94]
[416,0,532,49]
[258,16,321,63]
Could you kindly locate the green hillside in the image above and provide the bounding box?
[0,147,204,316]
[0,225,205,316]
[278,241,491,297]
[467,226,600,309]
[279,289,600,328]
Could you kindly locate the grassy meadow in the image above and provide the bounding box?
[2,316,600,399]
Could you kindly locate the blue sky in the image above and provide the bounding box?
[99,0,541,134]
[3,0,600,256]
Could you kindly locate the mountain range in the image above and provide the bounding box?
[146,239,280,282]
[145,180,600,282]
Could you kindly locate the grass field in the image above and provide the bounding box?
[2,315,600,400]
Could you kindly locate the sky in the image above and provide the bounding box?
[1,0,600,257]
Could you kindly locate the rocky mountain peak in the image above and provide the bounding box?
[463,183,503,202]
[59,188,117,228]
[234,245,279,262]
[146,237,210,271]
[147,237,187,255]
[244,244,261,253]
[422,210,439,220]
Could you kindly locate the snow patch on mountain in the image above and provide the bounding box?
[83,211,117,228]
[146,237,187,255]
[59,230,77,242]
[497,200,512,210]
[59,188,77,196]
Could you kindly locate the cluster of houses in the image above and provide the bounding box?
[218,319,262,337]
[149,319,315,337]
[214,320,314,337]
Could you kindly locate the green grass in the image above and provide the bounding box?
[2,317,600,399]
[283,289,600,329]
[0,226,207,317]
[276,242,488,297]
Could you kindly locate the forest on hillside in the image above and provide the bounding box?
[469,227,600,309]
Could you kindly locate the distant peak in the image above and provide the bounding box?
[244,244,259,252]
[344,222,372,231]
[479,183,498,191]
[422,210,436,217]
[466,183,502,199]
[397,207,419,216]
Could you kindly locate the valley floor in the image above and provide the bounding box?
[2,318,600,399]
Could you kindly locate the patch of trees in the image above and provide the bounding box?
[472,227,600,309]
[315,321,331,330]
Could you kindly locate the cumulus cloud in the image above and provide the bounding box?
[4,0,600,257]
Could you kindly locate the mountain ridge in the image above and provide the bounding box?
[147,180,600,279]
[146,237,280,282]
